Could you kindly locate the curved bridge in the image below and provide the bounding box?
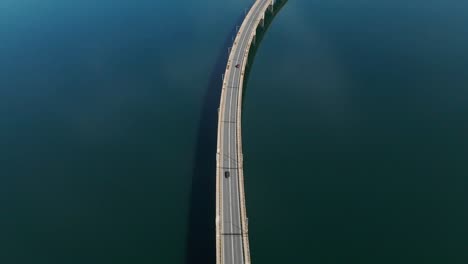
[216,0,283,263]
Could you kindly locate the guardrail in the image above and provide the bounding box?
[216,0,286,263]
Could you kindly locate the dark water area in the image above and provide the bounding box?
[185,9,250,264]
[0,0,251,263]
[243,0,289,107]
[1,0,467,263]
[244,0,468,263]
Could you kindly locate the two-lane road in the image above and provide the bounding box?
[217,1,274,263]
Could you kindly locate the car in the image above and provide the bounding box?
[224,171,230,178]
[235,64,240,68]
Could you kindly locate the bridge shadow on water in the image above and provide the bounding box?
[185,1,288,263]
[184,10,247,264]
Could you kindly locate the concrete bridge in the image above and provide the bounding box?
[216,0,283,263]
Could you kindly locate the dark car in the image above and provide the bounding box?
[235,64,240,68]
[224,171,230,178]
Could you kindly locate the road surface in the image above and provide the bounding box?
[216,1,276,263]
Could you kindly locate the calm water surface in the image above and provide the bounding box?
[1,0,251,263]
[245,0,468,263]
[1,0,467,263]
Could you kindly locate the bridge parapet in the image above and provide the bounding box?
[216,1,286,263]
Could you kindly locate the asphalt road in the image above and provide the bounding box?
[218,1,271,263]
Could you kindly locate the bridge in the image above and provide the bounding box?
[215,0,284,263]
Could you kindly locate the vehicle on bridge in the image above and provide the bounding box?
[235,64,240,68]
[224,171,230,178]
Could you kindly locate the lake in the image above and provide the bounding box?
[1,0,467,263]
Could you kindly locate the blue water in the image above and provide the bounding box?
[244,0,468,263]
[0,1,252,263]
[1,0,467,263]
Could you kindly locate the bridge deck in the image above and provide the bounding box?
[216,1,276,264]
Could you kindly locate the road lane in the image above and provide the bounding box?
[218,1,273,263]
